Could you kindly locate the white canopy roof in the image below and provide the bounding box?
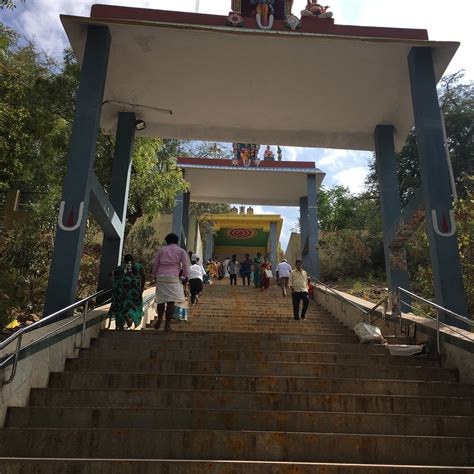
[61,13,458,152]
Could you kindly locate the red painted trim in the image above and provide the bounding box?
[90,4,429,41]
[177,157,316,169]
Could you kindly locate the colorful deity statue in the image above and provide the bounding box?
[228,1,295,28]
[277,145,283,161]
[301,1,333,18]
[233,143,261,166]
[251,0,275,29]
[263,145,275,161]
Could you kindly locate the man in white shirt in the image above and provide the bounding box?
[188,258,205,305]
[288,259,309,320]
[276,258,292,297]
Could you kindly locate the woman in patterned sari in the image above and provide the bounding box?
[109,254,146,330]
[253,252,262,288]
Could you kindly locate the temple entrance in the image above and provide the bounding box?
[44,2,469,329]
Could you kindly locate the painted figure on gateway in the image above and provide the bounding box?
[251,0,275,29]
[232,143,261,167]
[301,1,333,18]
[263,145,275,161]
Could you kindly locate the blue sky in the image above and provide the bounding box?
[1,0,472,249]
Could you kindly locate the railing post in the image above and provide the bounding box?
[436,312,441,356]
[75,300,89,350]
[2,334,22,386]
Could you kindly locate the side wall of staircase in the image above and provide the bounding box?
[315,286,474,384]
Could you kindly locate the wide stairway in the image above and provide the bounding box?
[1,282,473,472]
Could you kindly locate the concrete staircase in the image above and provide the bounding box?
[1,282,473,472]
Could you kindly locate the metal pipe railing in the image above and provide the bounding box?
[311,277,473,356]
[1,289,111,386]
[397,288,474,355]
[142,294,156,328]
[311,276,369,318]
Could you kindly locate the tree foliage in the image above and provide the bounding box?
[0,24,190,323]
[317,185,381,233]
[0,0,24,10]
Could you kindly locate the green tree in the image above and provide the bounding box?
[317,186,381,233]
[0,25,67,195]
[124,222,161,276]
[0,24,192,323]
[127,138,188,224]
[0,0,24,10]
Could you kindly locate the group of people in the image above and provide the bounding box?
[206,253,273,290]
[108,234,315,331]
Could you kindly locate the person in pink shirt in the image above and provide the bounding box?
[152,233,189,332]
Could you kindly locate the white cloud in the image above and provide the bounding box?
[333,166,370,194]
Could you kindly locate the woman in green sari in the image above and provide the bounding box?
[253,252,262,288]
[109,254,146,330]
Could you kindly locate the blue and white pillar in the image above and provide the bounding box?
[374,124,410,309]
[299,196,309,269]
[172,193,185,247]
[97,112,136,294]
[307,174,320,279]
[44,25,111,315]
[181,192,191,249]
[269,221,278,271]
[408,47,469,328]
[204,227,214,262]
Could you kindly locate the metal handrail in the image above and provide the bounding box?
[398,287,474,327]
[311,277,473,356]
[142,293,156,328]
[397,287,474,355]
[1,289,112,385]
[311,276,369,317]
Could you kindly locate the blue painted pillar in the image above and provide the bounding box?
[299,196,309,269]
[204,227,214,262]
[408,47,469,328]
[97,112,136,293]
[307,174,320,279]
[182,192,191,249]
[374,125,410,310]
[269,221,278,272]
[172,193,184,247]
[44,25,110,316]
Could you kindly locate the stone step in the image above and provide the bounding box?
[80,348,439,367]
[64,358,455,382]
[148,321,354,331]
[92,337,394,354]
[100,330,414,346]
[48,372,472,396]
[159,327,356,335]
[103,332,362,344]
[156,326,353,333]
[184,309,335,315]
[0,459,471,473]
[0,428,473,465]
[7,407,474,437]
[30,388,474,415]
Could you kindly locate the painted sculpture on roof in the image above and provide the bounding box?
[251,0,275,30]
[263,145,275,161]
[228,0,296,30]
[232,143,261,167]
[301,1,333,18]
